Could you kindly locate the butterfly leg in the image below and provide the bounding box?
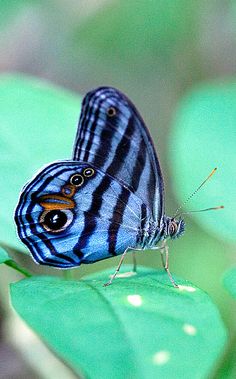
[103,248,129,287]
[132,251,137,273]
[160,241,179,288]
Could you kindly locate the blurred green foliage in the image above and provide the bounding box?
[0,0,32,26]
[0,246,10,263]
[0,1,236,378]
[224,268,236,299]
[0,75,81,249]
[170,81,236,243]
[75,0,198,63]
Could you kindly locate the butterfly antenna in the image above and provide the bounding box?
[173,167,218,218]
[175,205,224,218]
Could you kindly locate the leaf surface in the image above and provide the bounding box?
[11,266,227,379]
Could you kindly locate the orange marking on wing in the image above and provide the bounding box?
[61,184,76,198]
[39,194,75,210]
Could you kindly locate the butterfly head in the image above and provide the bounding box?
[164,216,185,240]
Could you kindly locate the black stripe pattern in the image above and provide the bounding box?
[73,87,164,222]
[15,160,144,266]
[15,87,185,269]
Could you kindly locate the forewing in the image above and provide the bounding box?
[15,161,145,268]
[73,87,164,222]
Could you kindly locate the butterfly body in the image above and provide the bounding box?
[15,87,185,270]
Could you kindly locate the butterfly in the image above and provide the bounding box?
[15,87,185,286]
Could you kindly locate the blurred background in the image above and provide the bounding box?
[0,1,236,378]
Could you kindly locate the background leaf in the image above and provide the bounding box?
[11,266,227,379]
[0,75,81,250]
[0,0,35,27]
[223,268,236,299]
[75,0,199,64]
[169,80,236,243]
[1,3,236,378]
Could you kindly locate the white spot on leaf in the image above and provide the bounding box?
[113,271,137,278]
[183,323,197,336]
[127,294,142,307]
[178,285,196,292]
[152,350,170,365]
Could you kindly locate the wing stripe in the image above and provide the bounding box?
[95,114,135,178]
[131,140,146,191]
[80,95,104,162]
[73,174,112,256]
[16,163,67,241]
[20,166,82,264]
[108,187,131,255]
[73,88,109,161]
[108,137,146,253]
[73,90,95,160]
[17,164,73,236]
[138,203,148,247]
[90,121,114,168]
[73,115,136,256]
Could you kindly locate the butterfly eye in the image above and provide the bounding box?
[106,106,117,117]
[40,209,73,233]
[70,174,84,187]
[169,221,178,236]
[83,167,95,177]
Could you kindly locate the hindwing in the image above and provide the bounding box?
[15,161,146,267]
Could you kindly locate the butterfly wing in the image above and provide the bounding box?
[73,87,164,223]
[15,161,146,268]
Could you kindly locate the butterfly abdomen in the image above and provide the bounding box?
[137,216,162,249]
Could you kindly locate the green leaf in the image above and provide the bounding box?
[0,246,10,264]
[0,245,31,276]
[11,266,227,379]
[0,74,81,250]
[169,80,236,243]
[212,268,236,379]
[223,268,236,298]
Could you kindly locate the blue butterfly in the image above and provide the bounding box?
[15,87,185,286]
